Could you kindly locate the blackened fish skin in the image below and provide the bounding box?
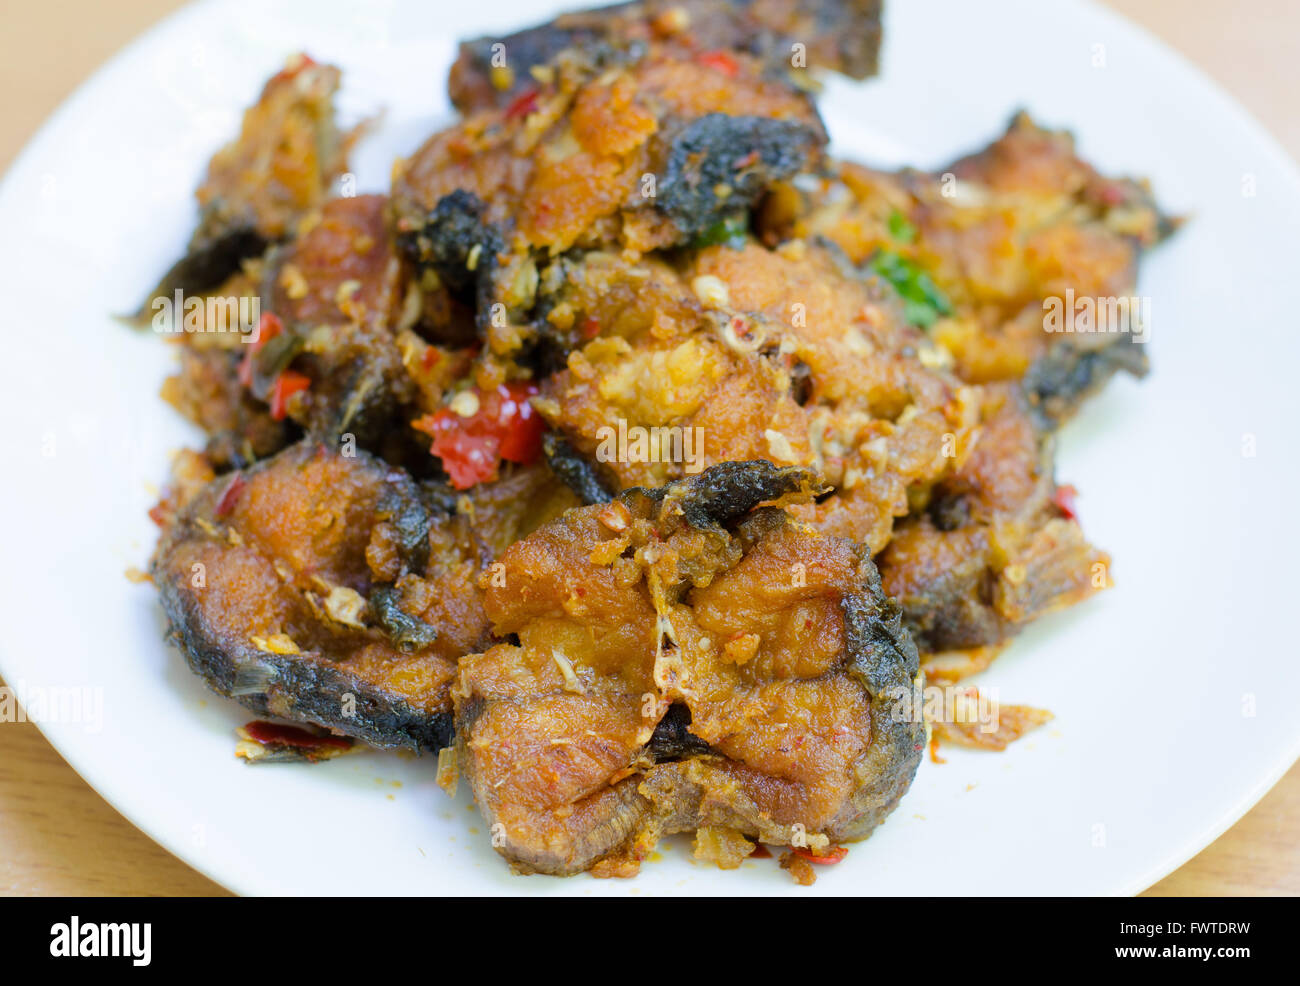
[196,631,454,753]
[397,190,506,336]
[1022,334,1150,431]
[542,433,615,506]
[640,458,819,529]
[646,702,714,762]
[136,226,268,317]
[398,190,504,297]
[655,115,823,239]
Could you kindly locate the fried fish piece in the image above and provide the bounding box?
[760,111,1176,427]
[535,240,973,553]
[453,461,924,875]
[392,38,828,362]
[447,0,883,115]
[532,240,1106,667]
[252,193,420,450]
[153,441,578,752]
[878,383,1109,655]
[139,55,351,309]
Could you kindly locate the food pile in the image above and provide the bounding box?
[145,0,1171,880]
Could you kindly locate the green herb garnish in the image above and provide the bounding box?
[692,212,749,249]
[870,249,952,328]
[887,209,917,244]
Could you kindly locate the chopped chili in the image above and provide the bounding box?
[412,381,544,489]
[504,87,540,121]
[1053,483,1079,520]
[238,311,283,387]
[792,845,848,864]
[214,473,246,518]
[269,369,311,421]
[243,720,352,751]
[697,50,739,77]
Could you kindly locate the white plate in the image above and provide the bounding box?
[2,0,1297,896]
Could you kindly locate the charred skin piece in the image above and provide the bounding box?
[1020,331,1149,432]
[657,114,820,240]
[453,462,924,876]
[542,432,616,505]
[448,0,883,115]
[139,55,349,309]
[396,189,505,337]
[143,229,270,317]
[760,111,1176,427]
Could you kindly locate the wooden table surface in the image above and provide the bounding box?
[1,0,1296,897]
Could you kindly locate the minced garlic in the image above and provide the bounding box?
[324,585,368,629]
[251,633,300,655]
[691,274,730,309]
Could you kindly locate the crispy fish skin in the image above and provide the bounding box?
[453,462,923,876]
[153,442,466,752]
[542,432,616,505]
[447,0,883,114]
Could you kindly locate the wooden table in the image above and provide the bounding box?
[1,0,1296,897]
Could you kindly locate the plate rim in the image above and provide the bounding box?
[2,0,1298,897]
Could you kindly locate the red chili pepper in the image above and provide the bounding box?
[214,472,246,518]
[243,720,352,751]
[238,311,283,387]
[697,50,739,77]
[269,370,311,421]
[1053,483,1079,520]
[504,87,540,121]
[268,53,317,87]
[1097,182,1127,207]
[412,381,544,490]
[792,845,848,864]
[580,316,601,341]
